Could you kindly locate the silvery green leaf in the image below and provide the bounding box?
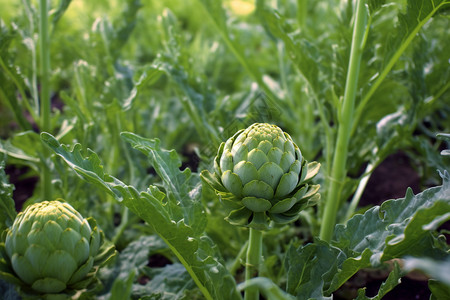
[41,133,241,300]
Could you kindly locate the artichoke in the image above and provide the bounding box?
[0,200,116,298]
[202,123,320,229]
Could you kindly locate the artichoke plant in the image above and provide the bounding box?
[202,123,320,229]
[0,200,116,299]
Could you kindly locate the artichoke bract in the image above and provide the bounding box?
[0,200,115,298]
[202,123,320,229]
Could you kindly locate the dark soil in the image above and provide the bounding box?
[360,151,421,206]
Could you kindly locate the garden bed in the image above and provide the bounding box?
[0,0,449,299]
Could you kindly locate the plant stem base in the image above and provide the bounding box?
[245,228,263,300]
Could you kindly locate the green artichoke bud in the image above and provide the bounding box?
[202,123,320,229]
[0,200,116,298]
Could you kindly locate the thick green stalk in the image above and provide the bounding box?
[245,228,263,300]
[319,1,367,242]
[39,0,52,200]
[297,0,307,28]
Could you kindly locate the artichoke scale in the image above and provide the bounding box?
[222,170,243,197]
[31,277,66,294]
[242,180,274,200]
[247,148,269,170]
[225,206,252,226]
[258,162,284,190]
[269,197,298,214]
[242,197,272,212]
[274,171,298,197]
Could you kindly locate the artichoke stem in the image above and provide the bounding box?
[39,0,52,201]
[319,0,367,242]
[245,227,262,300]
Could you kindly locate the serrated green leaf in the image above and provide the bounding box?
[330,175,450,295]
[135,264,195,300]
[0,132,41,166]
[109,270,135,300]
[101,235,168,287]
[41,133,118,197]
[120,132,207,235]
[355,261,402,300]
[40,133,241,300]
[123,64,164,110]
[383,201,450,261]
[333,175,450,265]
[195,235,243,300]
[101,236,193,300]
[285,240,343,299]
[285,174,450,299]
[0,153,16,231]
[325,248,373,295]
[355,0,450,124]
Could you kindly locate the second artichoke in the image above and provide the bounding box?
[0,200,116,299]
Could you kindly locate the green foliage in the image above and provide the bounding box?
[39,130,450,299]
[0,279,20,300]
[0,0,449,298]
[285,172,450,299]
[404,257,450,287]
[354,262,402,300]
[99,235,198,299]
[0,154,16,231]
[41,132,240,300]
